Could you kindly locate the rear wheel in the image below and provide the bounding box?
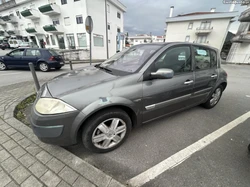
[0,61,7,71]
[39,62,50,72]
[202,85,223,109]
[82,108,132,153]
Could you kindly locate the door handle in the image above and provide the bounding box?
[184,80,194,85]
[211,74,218,78]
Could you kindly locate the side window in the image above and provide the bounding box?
[210,50,217,68]
[26,49,41,56]
[194,46,211,70]
[154,46,191,74]
[9,49,24,56]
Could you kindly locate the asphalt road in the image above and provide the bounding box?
[66,64,250,186]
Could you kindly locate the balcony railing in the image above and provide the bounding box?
[231,33,250,43]
[238,9,250,22]
[21,9,40,20]
[43,24,64,34]
[25,27,44,34]
[195,27,213,35]
[38,4,61,16]
[2,14,18,23]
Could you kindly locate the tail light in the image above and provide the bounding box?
[49,56,55,61]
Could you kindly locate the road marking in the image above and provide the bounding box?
[127,111,250,187]
[0,72,23,76]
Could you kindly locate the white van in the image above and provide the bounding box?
[8,36,23,49]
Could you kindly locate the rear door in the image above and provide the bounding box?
[192,45,218,104]
[24,49,41,67]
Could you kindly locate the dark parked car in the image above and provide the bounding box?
[31,43,227,153]
[0,41,10,50]
[0,48,64,72]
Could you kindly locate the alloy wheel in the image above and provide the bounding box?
[39,63,48,72]
[210,88,222,106]
[0,62,6,70]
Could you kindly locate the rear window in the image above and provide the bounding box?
[49,49,59,56]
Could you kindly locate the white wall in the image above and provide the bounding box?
[227,42,250,64]
[165,18,232,51]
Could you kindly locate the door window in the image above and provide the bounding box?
[9,49,25,56]
[25,49,41,57]
[154,46,192,74]
[194,46,211,70]
[210,50,217,68]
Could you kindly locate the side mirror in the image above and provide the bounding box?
[150,68,174,79]
[6,53,10,56]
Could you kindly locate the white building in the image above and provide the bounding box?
[165,6,237,51]
[227,2,250,64]
[0,0,126,59]
[128,34,164,46]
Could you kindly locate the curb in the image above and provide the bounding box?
[2,92,126,187]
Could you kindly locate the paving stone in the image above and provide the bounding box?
[18,153,36,168]
[0,133,10,144]
[57,181,71,187]
[108,179,126,187]
[0,123,10,131]
[18,138,32,149]
[36,150,53,164]
[28,161,48,178]
[10,165,31,184]
[0,149,11,162]
[73,176,95,187]
[11,132,25,142]
[0,170,12,187]
[26,144,42,156]
[10,146,27,159]
[2,139,18,151]
[4,128,17,136]
[59,166,79,185]
[21,176,43,187]
[3,112,13,120]
[40,170,61,187]
[1,157,20,173]
[5,181,19,187]
[47,158,65,174]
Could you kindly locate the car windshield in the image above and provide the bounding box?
[99,44,162,74]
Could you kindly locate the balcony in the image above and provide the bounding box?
[38,4,60,16]
[0,18,6,26]
[2,14,18,24]
[231,33,250,43]
[25,27,44,34]
[238,9,250,22]
[0,30,5,36]
[43,24,64,34]
[195,27,213,35]
[21,9,40,20]
[0,0,16,11]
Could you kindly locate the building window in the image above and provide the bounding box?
[66,34,76,49]
[77,33,87,47]
[74,0,80,1]
[117,12,121,19]
[185,35,190,42]
[45,35,50,45]
[117,28,121,33]
[108,24,110,30]
[188,22,193,29]
[52,19,60,25]
[94,34,104,47]
[107,4,110,13]
[64,17,70,26]
[61,0,67,5]
[50,35,56,45]
[16,10,21,19]
[197,35,207,43]
[76,15,83,24]
[20,24,24,31]
[27,23,32,28]
[200,21,211,29]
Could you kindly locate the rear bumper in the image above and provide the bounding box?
[48,61,65,68]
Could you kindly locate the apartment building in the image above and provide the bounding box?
[165,6,237,51]
[0,0,126,59]
[128,34,164,46]
[227,2,250,64]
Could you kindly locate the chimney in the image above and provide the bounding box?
[210,8,216,12]
[229,3,236,12]
[169,6,174,17]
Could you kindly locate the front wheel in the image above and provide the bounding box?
[82,108,132,153]
[0,61,7,71]
[39,62,50,72]
[202,86,223,109]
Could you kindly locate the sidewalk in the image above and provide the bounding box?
[0,81,125,187]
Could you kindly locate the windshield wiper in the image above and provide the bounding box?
[98,66,113,74]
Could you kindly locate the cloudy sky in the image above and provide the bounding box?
[119,0,246,36]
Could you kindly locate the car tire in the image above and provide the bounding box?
[55,67,61,70]
[39,62,50,72]
[202,85,223,109]
[82,108,132,153]
[248,144,250,152]
[0,61,7,71]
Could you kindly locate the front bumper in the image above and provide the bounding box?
[30,106,83,146]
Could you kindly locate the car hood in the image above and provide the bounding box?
[46,66,117,97]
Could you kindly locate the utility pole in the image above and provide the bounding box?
[105,0,109,59]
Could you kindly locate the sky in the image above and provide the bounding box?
[119,0,246,36]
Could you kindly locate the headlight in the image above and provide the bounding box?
[35,98,77,115]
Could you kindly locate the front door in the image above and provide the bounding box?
[142,45,195,122]
[4,49,25,67]
[192,45,219,104]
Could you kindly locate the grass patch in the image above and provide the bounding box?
[14,94,36,126]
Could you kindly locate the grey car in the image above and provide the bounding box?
[30,43,227,153]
